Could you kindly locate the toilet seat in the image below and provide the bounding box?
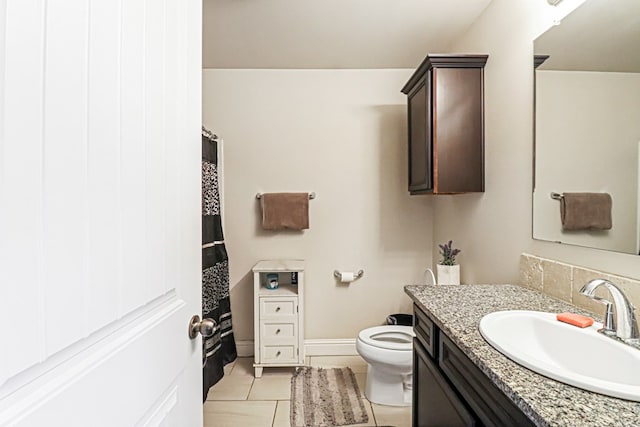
[358,325,415,351]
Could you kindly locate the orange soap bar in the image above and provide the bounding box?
[556,312,594,328]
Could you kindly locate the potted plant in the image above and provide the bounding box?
[437,240,461,285]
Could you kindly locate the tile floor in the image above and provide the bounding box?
[204,356,412,427]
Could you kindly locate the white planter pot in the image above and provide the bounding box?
[436,264,460,285]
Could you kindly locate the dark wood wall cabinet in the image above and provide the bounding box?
[412,304,535,427]
[401,54,488,195]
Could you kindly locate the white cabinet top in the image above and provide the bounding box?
[252,259,305,272]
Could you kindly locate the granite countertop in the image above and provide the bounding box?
[405,284,640,427]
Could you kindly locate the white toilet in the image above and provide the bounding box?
[356,325,415,406]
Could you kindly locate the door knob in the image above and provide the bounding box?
[189,315,217,339]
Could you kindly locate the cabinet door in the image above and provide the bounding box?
[407,76,432,193]
[439,335,535,427]
[433,67,484,193]
[413,339,476,427]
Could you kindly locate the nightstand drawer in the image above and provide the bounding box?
[262,322,296,339]
[260,297,297,317]
[261,345,297,363]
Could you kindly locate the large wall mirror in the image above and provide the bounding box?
[533,0,640,254]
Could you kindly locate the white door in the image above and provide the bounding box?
[0,0,203,425]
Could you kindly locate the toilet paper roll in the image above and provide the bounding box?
[340,272,355,283]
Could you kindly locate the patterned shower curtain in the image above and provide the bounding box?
[202,129,237,400]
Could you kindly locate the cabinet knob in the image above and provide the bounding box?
[276,351,281,357]
[276,306,281,312]
[276,328,281,334]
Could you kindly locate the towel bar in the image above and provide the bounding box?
[550,192,564,200]
[256,192,316,200]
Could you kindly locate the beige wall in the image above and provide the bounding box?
[202,0,640,344]
[202,69,434,341]
[438,0,640,284]
[534,70,640,254]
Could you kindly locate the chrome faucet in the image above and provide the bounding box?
[579,279,640,342]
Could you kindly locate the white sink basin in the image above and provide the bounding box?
[479,310,640,401]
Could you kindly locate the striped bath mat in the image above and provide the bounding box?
[290,367,369,427]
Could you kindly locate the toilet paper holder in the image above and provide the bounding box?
[333,269,364,280]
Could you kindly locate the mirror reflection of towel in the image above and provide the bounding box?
[261,193,309,230]
[560,193,612,231]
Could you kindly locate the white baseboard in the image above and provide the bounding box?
[235,340,254,357]
[304,339,357,356]
[234,339,358,357]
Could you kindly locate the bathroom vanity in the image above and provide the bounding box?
[413,303,533,426]
[405,284,640,426]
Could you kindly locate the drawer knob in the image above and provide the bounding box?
[276,328,281,334]
[276,351,281,357]
[276,306,281,312]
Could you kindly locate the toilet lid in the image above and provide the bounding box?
[358,325,415,351]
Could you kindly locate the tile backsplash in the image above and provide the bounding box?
[519,253,640,317]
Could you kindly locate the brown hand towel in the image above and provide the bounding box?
[261,193,309,230]
[560,193,612,231]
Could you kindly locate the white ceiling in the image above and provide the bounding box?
[535,0,640,72]
[202,0,493,69]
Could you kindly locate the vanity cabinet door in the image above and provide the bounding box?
[414,304,437,357]
[439,334,535,427]
[413,339,476,427]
